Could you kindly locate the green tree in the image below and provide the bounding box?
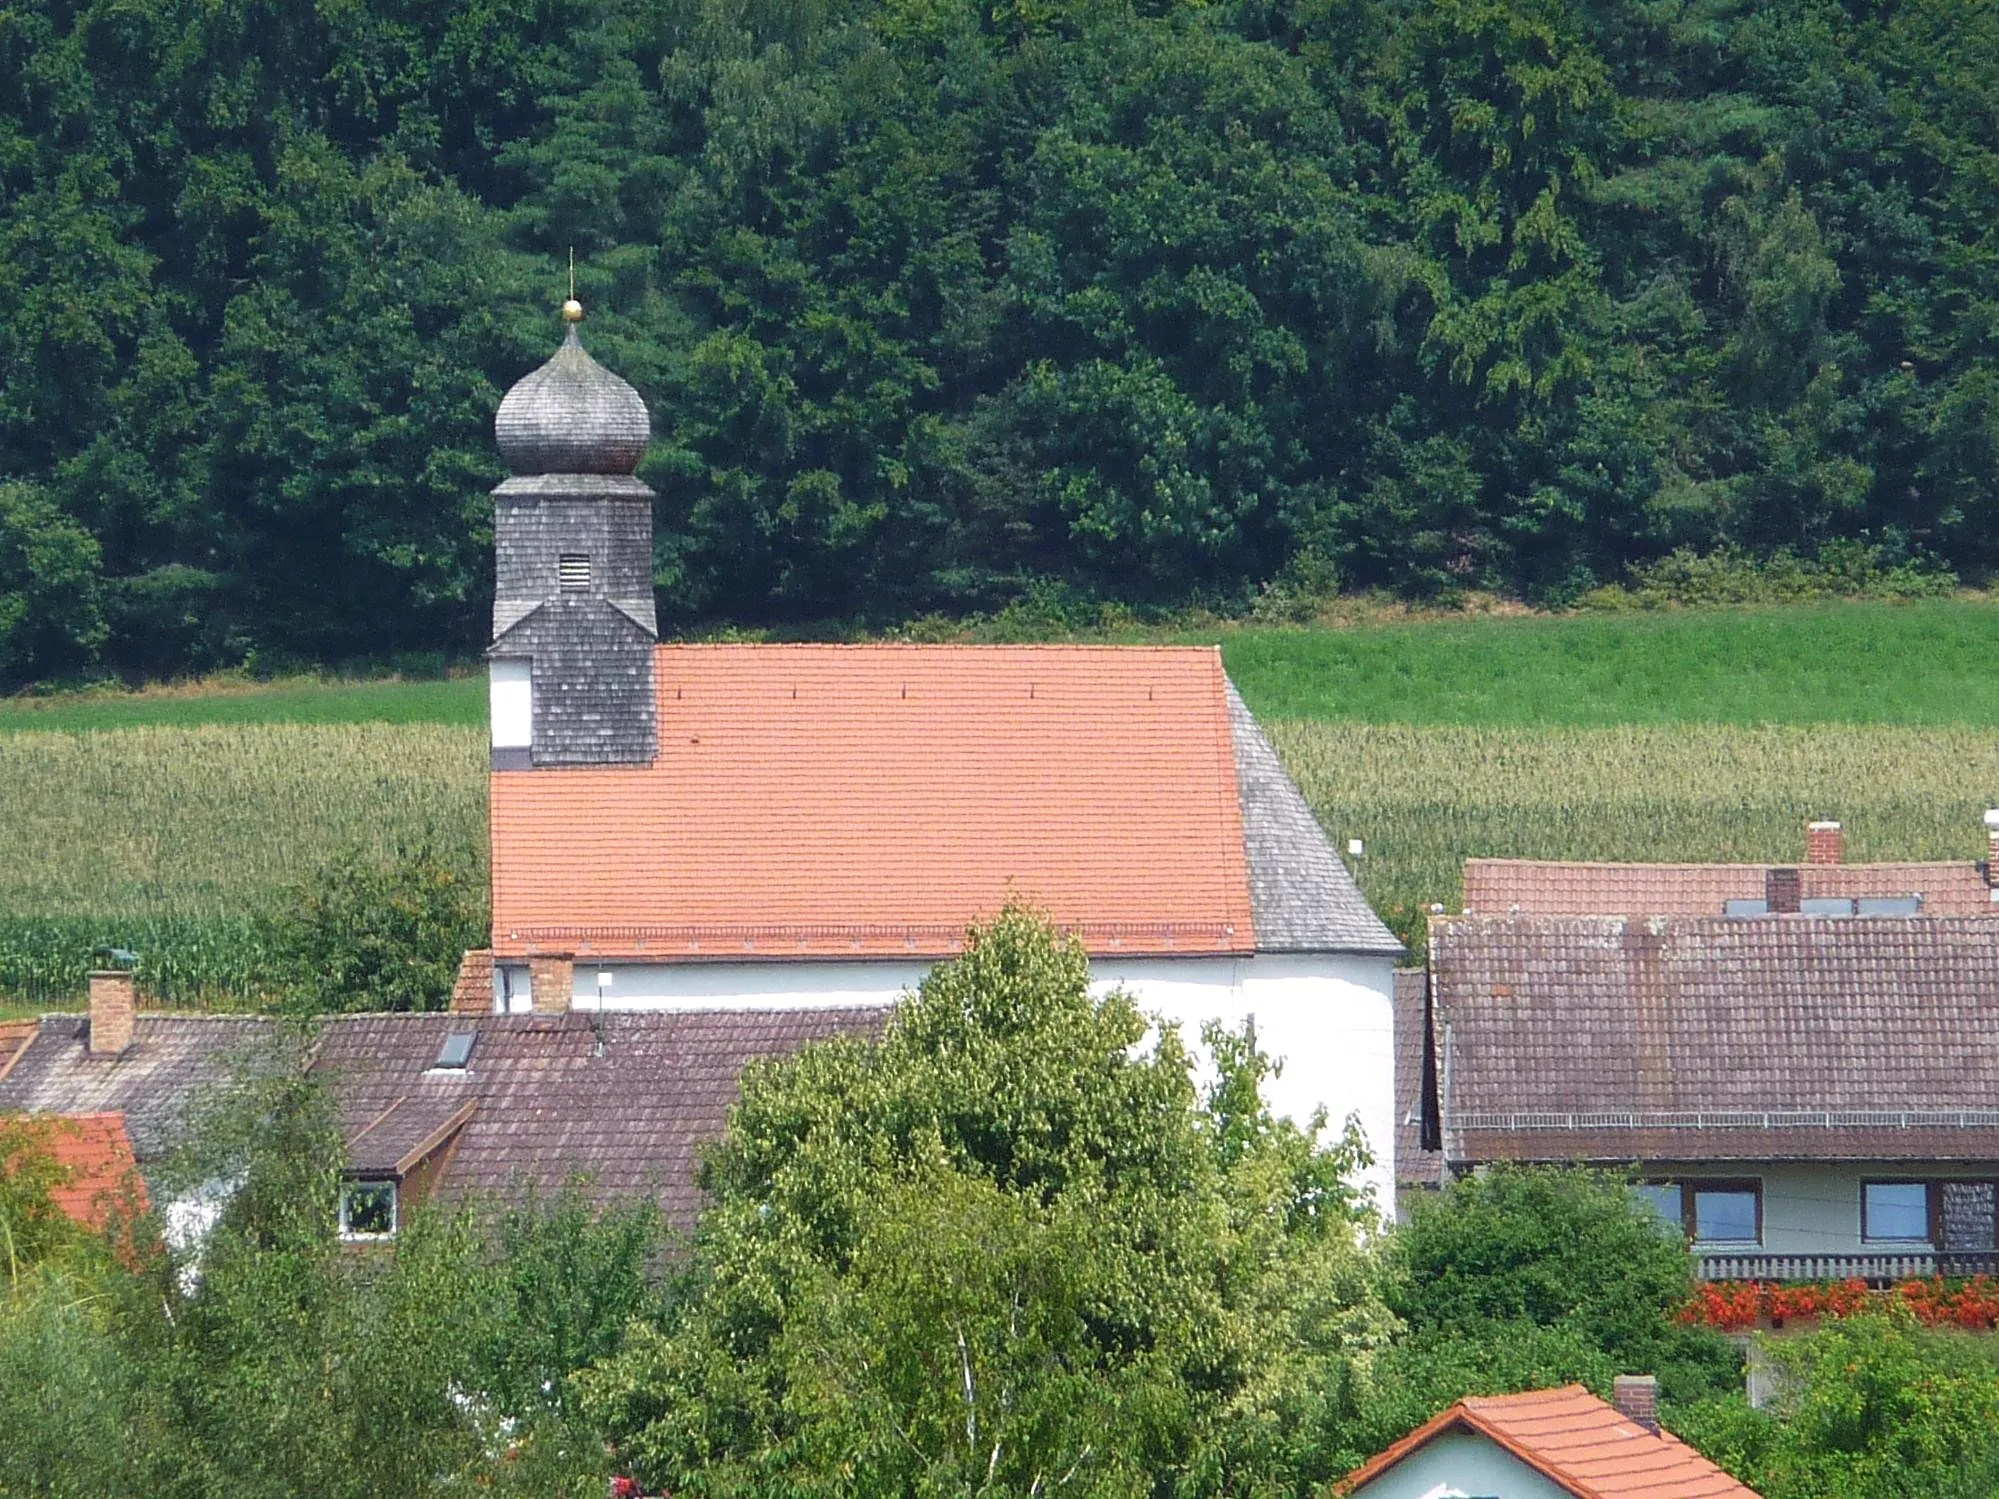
[0,1117,86,1286]
[0,480,104,688]
[261,843,486,1013]
[1675,1309,1999,1499]
[579,907,1395,1496]
[1367,1165,1738,1444]
[0,1054,663,1496]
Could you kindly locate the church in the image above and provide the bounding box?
[460,302,1405,1204]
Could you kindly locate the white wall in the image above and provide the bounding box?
[489,659,532,749]
[1348,1428,1571,1499]
[500,950,1399,1210]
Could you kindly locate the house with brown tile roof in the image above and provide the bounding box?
[1407,912,1999,1282]
[312,1007,883,1236]
[1338,1380,1759,1499]
[472,312,1406,1208]
[1462,816,1999,919]
[0,982,884,1238]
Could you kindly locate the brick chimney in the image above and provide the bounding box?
[527,953,574,1014]
[1765,866,1802,914]
[87,969,136,1056]
[1612,1374,1660,1435]
[1984,810,1999,886]
[1805,820,1844,865]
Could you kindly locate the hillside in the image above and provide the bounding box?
[4,0,1998,688]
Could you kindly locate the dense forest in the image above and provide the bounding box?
[2,0,1997,683]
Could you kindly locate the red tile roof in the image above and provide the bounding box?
[1339,1385,1759,1499]
[489,645,1258,959]
[1463,858,1994,917]
[2,1112,148,1230]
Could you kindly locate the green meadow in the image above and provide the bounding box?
[3,600,1995,1002]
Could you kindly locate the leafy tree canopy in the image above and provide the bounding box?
[577,907,1398,1496]
[1366,1164,1740,1444]
[4,0,1999,684]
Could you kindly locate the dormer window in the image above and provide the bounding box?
[558,554,591,591]
[339,1180,397,1240]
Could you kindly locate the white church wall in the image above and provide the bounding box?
[505,948,1398,1210]
[489,659,532,749]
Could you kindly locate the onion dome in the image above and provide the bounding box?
[495,303,650,476]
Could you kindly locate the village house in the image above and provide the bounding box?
[1408,911,1999,1281]
[0,973,882,1240]
[462,306,1406,1203]
[1461,814,1999,918]
[1336,1379,1759,1499]
[0,1108,146,1233]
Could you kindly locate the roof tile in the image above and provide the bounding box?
[1429,915,1999,1162]
[490,645,1396,959]
[1464,858,1995,917]
[1341,1385,1760,1499]
[1,1111,148,1228]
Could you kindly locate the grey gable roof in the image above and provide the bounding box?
[0,1015,275,1162]
[1225,680,1402,956]
[1428,914,1999,1164]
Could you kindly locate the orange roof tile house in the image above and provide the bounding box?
[465,310,1406,1206]
[1,1111,148,1233]
[1339,1381,1760,1499]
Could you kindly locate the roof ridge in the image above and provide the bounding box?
[654,642,1224,654]
[1340,1386,1757,1499]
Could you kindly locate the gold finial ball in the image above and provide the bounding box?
[561,298,585,323]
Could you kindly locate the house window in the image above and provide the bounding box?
[1628,1180,1761,1243]
[1689,1181,1761,1244]
[1632,1183,1682,1233]
[1863,1181,1933,1243]
[339,1180,397,1240]
[489,658,532,752]
[558,554,591,591]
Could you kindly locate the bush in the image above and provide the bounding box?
[261,844,485,1014]
[1674,1310,1999,1499]
[1575,543,1957,612]
[1368,1165,1739,1440]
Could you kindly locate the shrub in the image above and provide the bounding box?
[1374,1166,1739,1426]
[1575,543,1956,612]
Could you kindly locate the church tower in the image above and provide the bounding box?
[487,300,657,769]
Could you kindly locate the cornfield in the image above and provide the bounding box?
[0,724,486,1006]
[1273,722,1999,942]
[4,717,1995,1003]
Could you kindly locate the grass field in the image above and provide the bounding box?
[1221,600,1999,723]
[0,676,485,733]
[3,600,1994,1001]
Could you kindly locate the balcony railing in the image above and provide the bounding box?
[1697,1251,1999,1285]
